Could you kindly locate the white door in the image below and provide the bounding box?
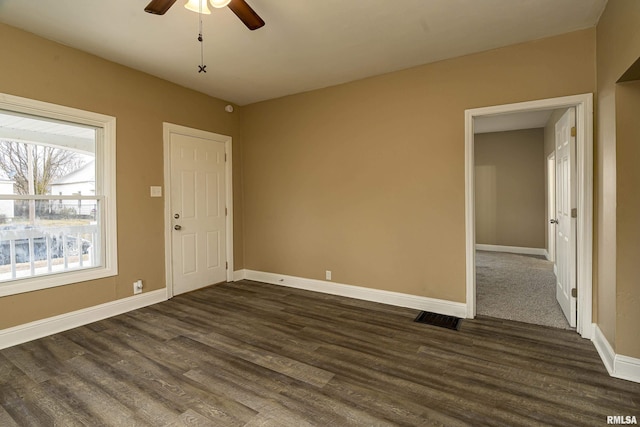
[547,154,556,264]
[554,108,577,327]
[170,131,227,295]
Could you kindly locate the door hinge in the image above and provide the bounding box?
[571,126,576,137]
[224,153,227,162]
[571,288,577,298]
[225,207,227,216]
[225,261,228,270]
[571,208,577,218]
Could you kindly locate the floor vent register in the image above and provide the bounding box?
[414,311,462,330]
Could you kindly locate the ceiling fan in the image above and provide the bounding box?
[144,0,265,30]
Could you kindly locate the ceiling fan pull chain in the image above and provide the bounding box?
[198,32,206,73]
[197,2,207,73]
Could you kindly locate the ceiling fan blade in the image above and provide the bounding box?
[227,0,265,30]
[144,0,179,15]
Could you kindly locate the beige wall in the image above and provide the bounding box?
[474,129,545,248]
[615,81,640,358]
[596,0,640,358]
[241,29,595,303]
[0,23,244,329]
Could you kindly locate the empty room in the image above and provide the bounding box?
[0,0,639,425]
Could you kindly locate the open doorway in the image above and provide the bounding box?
[473,121,570,329]
[465,94,593,339]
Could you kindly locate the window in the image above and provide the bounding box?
[0,93,117,296]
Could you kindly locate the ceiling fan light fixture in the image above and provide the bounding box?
[210,0,231,8]
[184,0,211,14]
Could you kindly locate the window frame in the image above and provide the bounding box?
[0,93,117,297]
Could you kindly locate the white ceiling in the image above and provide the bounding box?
[0,0,607,106]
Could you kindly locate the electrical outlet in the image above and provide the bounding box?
[326,270,332,281]
[133,280,143,295]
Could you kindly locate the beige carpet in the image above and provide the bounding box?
[476,250,572,330]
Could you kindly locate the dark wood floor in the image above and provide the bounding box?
[1,280,638,426]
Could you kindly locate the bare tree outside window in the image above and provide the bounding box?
[0,140,85,195]
[0,140,87,222]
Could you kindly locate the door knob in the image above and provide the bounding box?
[174,213,180,219]
[174,225,182,230]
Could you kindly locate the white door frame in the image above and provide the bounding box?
[465,94,593,339]
[163,122,234,299]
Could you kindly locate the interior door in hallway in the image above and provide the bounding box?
[170,131,227,295]
[554,108,577,327]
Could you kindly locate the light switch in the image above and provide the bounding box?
[150,186,162,197]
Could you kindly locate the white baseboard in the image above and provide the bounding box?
[0,289,167,350]
[233,269,247,281]
[592,324,640,383]
[615,355,640,383]
[243,270,467,318]
[476,244,547,256]
[592,323,615,373]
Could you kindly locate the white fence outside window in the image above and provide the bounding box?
[0,222,100,282]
